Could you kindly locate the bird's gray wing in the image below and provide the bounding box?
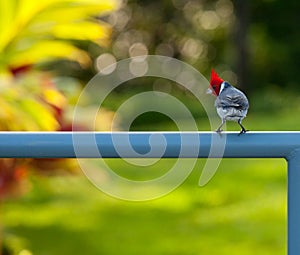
[215,87,249,110]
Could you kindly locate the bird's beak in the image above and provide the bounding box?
[206,88,213,94]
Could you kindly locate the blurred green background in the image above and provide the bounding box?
[1,0,299,254]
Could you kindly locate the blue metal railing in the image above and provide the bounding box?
[0,131,299,254]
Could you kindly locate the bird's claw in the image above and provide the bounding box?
[215,129,224,137]
[238,129,249,136]
[216,129,223,133]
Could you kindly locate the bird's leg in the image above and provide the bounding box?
[216,119,225,133]
[238,119,248,135]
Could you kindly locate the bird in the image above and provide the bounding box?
[207,69,249,135]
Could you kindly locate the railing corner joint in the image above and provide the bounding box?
[286,148,300,162]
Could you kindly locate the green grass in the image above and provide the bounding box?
[2,158,287,255]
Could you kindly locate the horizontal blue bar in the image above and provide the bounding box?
[0,131,299,158]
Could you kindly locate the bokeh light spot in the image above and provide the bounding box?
[200,11,221,30]
[95,53,117,75]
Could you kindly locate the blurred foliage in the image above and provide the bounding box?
[0,0,119,203]
[96,0,239,92]
[0,0,118,71]
[93,0,300,130]
[96,0,299,93]
[0,72,63,131]
[250,0,300,90]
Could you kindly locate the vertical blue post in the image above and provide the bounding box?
[287,149,300,255]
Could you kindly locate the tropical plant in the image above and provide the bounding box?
[0,0,119,72]
[0,0,119,196]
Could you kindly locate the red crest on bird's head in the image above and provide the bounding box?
[208,69,224,96]
[210,69,223,87]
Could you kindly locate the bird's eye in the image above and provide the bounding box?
[212,85,216,89]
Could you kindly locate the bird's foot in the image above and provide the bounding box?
[216,128,223,133]
[238,128,249,136]
[215,129,224,137]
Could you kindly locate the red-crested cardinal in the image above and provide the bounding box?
[207,69,249,135]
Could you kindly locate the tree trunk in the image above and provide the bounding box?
[233,0,250,92]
